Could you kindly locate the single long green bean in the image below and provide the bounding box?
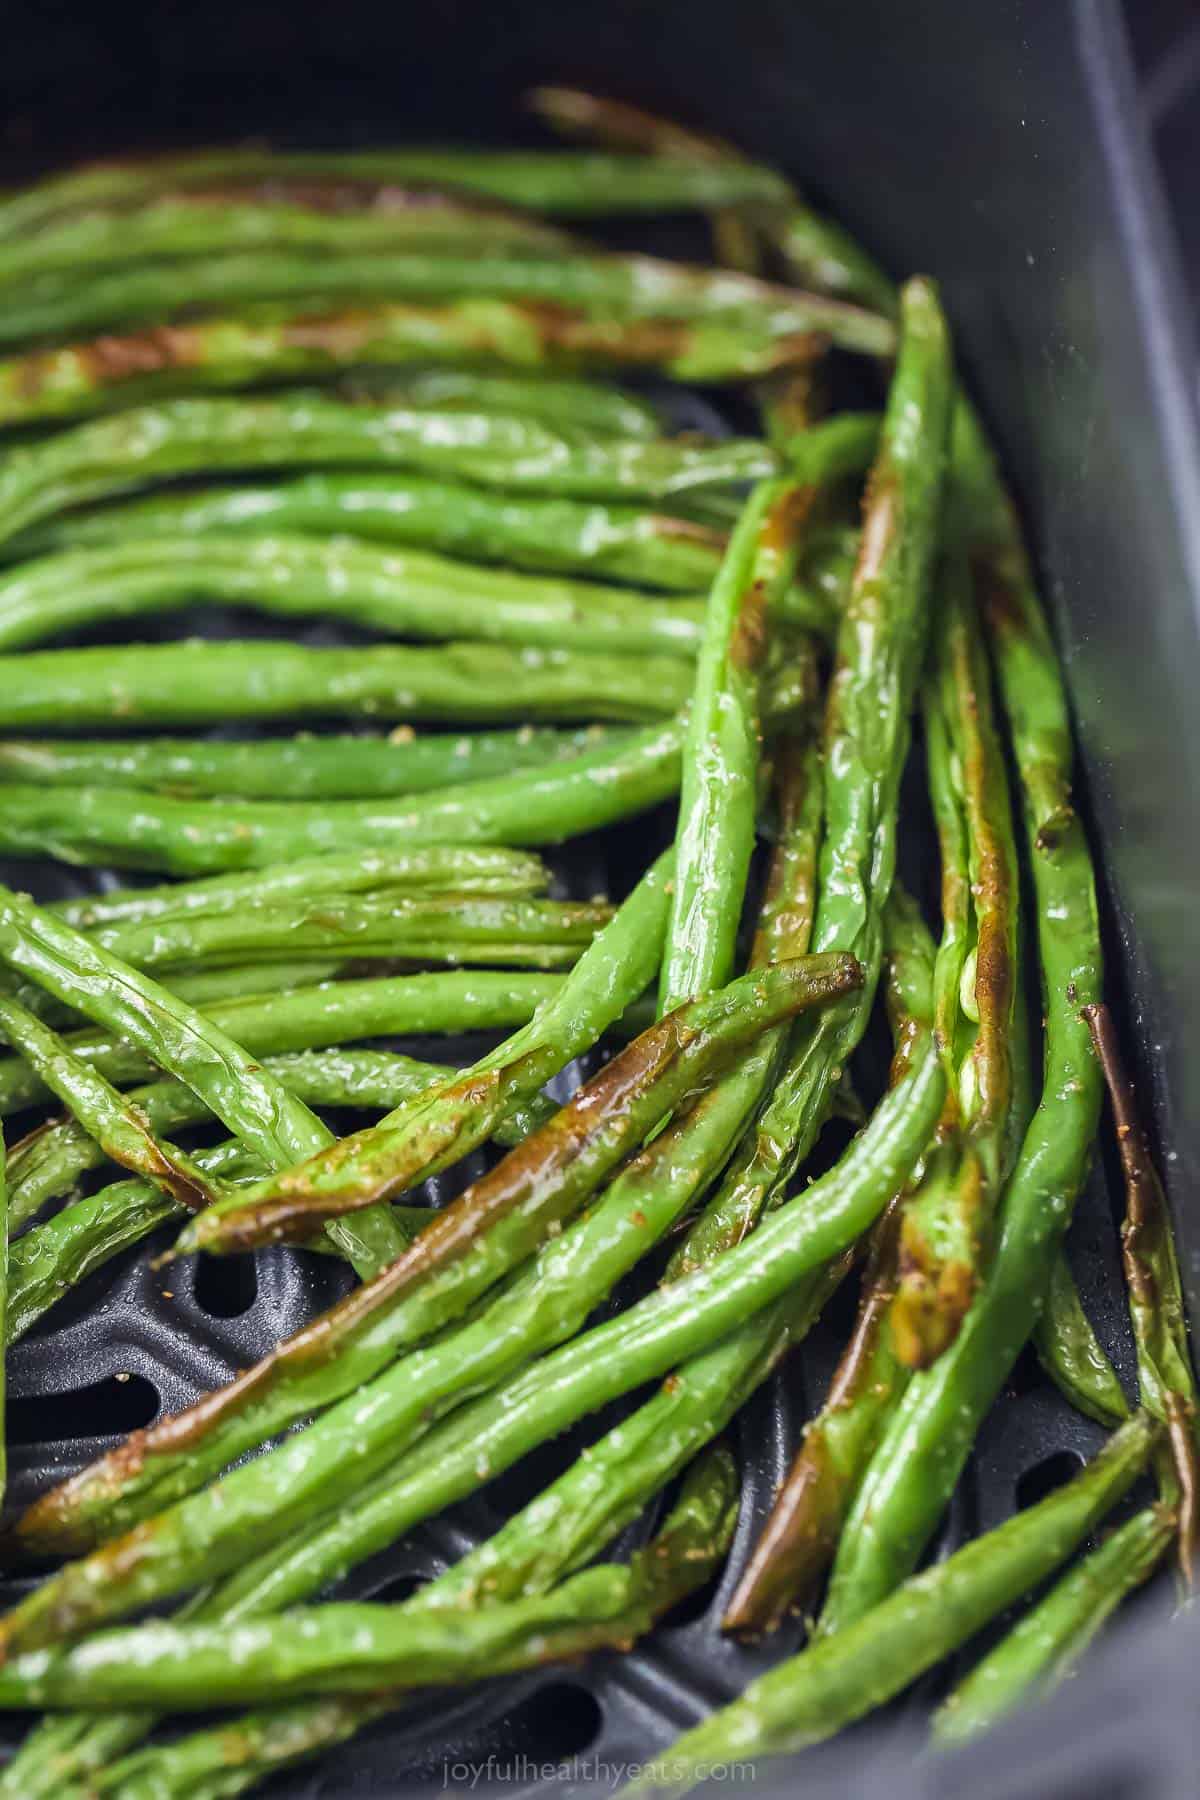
[622,1415,1157,1793]
[83,893,612,977]
[661,412,876,1015]
[818,413,1105,1636]
[50,844,548,929]
[0,533,704,658]
[932,1504,1174,1744]
[342,369,663,437]
[0,728,624,804]
[0,970,565,1117]
[0,190,570,289]
[1085,1000,1199,1574]
[669,279,953,1257]
[891,552,1021,1366]
[0,242,896,356]
[0,1027,937,1651]
[0,639,693,731]
[0,395,779,550]
[0,148,795,238]
[3,473,729,592]
[0,292,868,429]
[662,480,805,1011]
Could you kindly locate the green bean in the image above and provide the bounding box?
[0,148,795,238]
[622,1415,1157,1793]
[0,189,570,288]
[0,1013,935,1651]
[0,970,565,1118]
[662,481,787,1009]
[343,368,663,438]
[50,844,548,928]
[0,992,225,1212]
[13,855,673,1547]
[4,473,728,592]
[1033,1250,1130,1429]
[0,239,896,357]
[818,413,1105,1636]
[0,290,871,429]
[659,414,874,1013]
[0,716,683,875]
[81,893,611,977]
[0,533,704,658]
[657,413,875,1014]
[664,731,822,1279]
[0,638,693,732]
[0,395,777,547]
[891,552,1021,1366]
[1085,1001,1198,1575]
[668,278,953,1259]
[0,727,621,804]
[932,1504,1174,1745]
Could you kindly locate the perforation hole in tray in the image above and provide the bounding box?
[1015,1448,1089,1512]
[192,1249,260,1319]
[6,1372,160,1444]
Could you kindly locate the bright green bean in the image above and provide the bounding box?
[4,475,726,591]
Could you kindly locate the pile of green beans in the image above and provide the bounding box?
[0,100,1181,1800]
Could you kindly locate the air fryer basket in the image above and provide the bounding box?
[2,1,1199,1795]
